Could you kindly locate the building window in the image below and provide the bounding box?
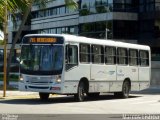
[69,26,75,34]
[117,48,128,65]
[105,46,116,64]
[80,44,90,63]
[92,45,104,64]
[36,26,78,35]
[80,0,112,16]
[57,28,62,34]
[32,5,77,19]
[62,27,66,34]
[80,21,113,39]
[113,0,125,11]
[129,49,138,66]
[139,50,149,66]
[59,7,65,14]
[50,28,56,34]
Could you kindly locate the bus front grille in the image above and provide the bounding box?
[26,76,52,85]
[28,86,49,89]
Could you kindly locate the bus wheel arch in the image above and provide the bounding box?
[79,77,89,93]
[124,78,131,91]
[74,77,89,102]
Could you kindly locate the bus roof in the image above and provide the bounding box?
[24,34,150,50]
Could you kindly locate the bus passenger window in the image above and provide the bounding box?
[65,45,78,70]
[139,50,149,66]
[117,48,128,65]
[80,44,90,63]
[105,47,116,64]
[129,49,138,66]
[91,45,104,64]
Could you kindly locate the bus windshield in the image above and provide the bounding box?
[20,45,64,75]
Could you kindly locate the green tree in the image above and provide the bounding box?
[0,0,77,85]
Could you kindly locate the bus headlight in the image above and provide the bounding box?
[55,75,61,83]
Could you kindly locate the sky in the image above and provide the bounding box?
[0,31,4,40]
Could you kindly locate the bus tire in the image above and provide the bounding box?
[122,80,130,98]
[114,80,130,98]
[87,93,100,98]
[74,81,86,102]
[39,93,49,101]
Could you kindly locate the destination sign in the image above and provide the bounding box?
[22,36,64,44]
[30,38,57,43]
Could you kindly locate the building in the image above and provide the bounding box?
[3,0,160,86]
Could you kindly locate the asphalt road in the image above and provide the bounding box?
[0,93,160,114]
[0,88,160,120]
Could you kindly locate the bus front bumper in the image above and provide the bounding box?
[18,82,62,94]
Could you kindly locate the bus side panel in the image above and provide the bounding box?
[116,66,139,91]
[139,67,150,90]
[91,65,116,92]
[63,64,90,94]
[129,66,139,91]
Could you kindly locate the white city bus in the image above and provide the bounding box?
[19,34,151,101]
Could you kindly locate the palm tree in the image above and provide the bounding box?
[0,0,31,90]
[0,0,30,96]
[0,0,77,85]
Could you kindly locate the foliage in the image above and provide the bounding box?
[0,0,29,30]
[65,0,78,10]
[0,0,77,84]
[0,0,77,30]
[79,4,90,16]
[96,6,107,13]
[0,74,19,81]
[0,40,4,45]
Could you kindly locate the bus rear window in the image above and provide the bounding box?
[139,50,149,66]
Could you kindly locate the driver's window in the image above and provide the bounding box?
[65,45,78,70]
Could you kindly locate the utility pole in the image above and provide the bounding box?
[3,0,8,97]
[106,28,109,39]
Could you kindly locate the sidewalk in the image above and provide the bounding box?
[0,91,37,98]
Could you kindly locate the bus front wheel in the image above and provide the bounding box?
[39,93,50,101]
[74,82,86,102]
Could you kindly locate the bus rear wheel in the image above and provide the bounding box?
[39,93,50,101]
[74,82,86,102]
[122,80,130,98]
[114,81,130,98]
